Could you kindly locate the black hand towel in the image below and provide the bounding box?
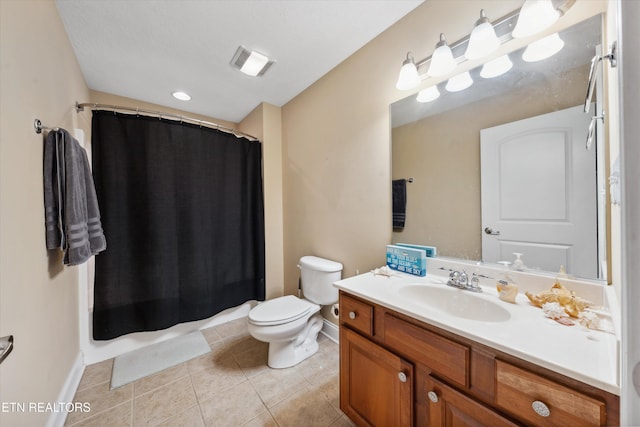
[392,179,407,230]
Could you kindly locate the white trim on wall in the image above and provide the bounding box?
[45,353,84,427]
[619,0,640,423]
[320,319,339,344]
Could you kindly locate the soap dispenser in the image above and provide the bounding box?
[496,262,518,303]
[512,252,526,271]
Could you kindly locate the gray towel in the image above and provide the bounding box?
[44,129,106,265]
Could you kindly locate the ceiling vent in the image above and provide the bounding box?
[230,46,275,77]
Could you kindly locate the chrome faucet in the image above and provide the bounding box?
[447,270,482,293]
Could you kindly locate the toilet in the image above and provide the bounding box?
[248,256,343,369]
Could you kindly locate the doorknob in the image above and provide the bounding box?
[484,227,500,235]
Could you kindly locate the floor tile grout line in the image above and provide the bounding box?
[75,321,340,427]
[185,368,210,427]
[131,365,190,399]
[131,375,198,427]
[65,398,133,427]
[74,378,111,395]
[188,353,253,426]
[69,379,134,426]
[264,405,283,427]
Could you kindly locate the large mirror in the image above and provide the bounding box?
[391,14,607,281]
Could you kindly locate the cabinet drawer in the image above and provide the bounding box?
[384,314,469,388]
[495,360,606,427]
[340,293,373,336]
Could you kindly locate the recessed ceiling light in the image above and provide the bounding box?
[230,46,274,77]
[172,91,191,101]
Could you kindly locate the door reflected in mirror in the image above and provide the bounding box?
[391,14,607,280]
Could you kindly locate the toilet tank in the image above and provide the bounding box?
[299,256,343,305]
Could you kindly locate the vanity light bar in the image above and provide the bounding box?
[409,0,575,80]
[414,10,518,76]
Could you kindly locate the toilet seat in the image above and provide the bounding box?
[248,295,317,326]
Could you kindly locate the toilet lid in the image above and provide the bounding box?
[249,295,316,326]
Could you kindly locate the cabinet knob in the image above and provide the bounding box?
[427,391,439,403]
[398,372,407,383]
[348,311,357,320]
[531,400,550,417]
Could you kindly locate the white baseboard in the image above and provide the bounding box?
[46,352,85,427]
[320,319,339,344]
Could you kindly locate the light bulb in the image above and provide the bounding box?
[512,0,560,39]
[172,91,191,101]
[522,33,564,62]
[416,86,440,103]
[480,55,513,78]
[446,71,473,92]
[396,53,421,90]
[465,10,500,60]
[427,34,457,77]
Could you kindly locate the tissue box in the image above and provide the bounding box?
[386,245,427,276]
[396,243,437,258]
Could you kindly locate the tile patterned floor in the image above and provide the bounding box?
[65,318,354,427]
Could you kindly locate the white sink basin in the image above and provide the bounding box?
[398,284,511,322]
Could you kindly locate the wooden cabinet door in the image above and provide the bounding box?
[340,327,413,427]
[425,376,519,427]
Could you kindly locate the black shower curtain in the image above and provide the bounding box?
[91,111,265,340]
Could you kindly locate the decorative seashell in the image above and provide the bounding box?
[525,281,591,318]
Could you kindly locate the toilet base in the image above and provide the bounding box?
[267,313,323,369]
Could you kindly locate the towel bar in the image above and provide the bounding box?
[34,118,59,134]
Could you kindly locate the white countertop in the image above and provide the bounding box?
[334,269,620,395]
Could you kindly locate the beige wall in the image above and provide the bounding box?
[280,0,607,323]
[0,0,616,421]
[0,1,90,426]
[278,0,526,290]
[240,103,285,300]
[392,64,588,261]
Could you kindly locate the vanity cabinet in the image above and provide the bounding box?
[340,327,413,426]
[338,291,619,427]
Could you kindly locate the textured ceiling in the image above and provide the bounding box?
[56,0,423,123]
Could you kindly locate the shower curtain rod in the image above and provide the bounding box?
[75,102,260,141]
